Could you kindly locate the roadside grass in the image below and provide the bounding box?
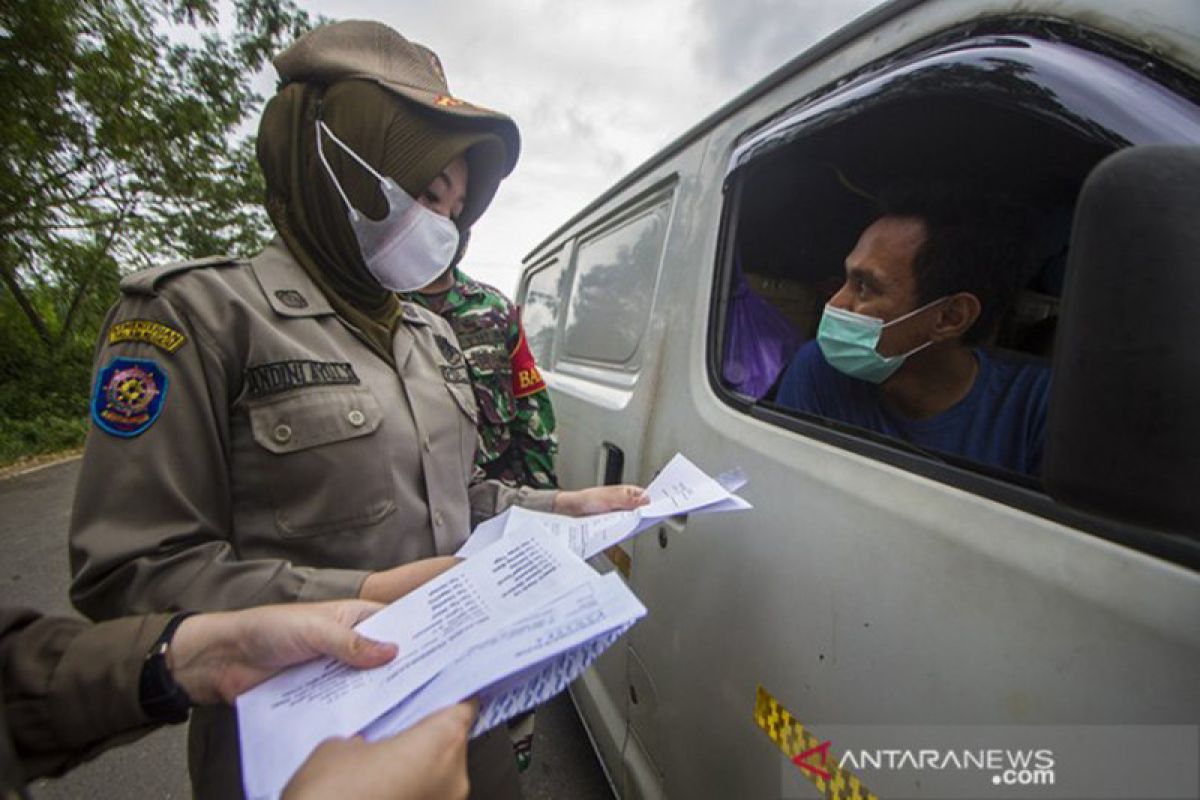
[0,415,89,468]
[0,329,94,470]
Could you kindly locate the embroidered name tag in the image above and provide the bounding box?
[455,328,506,350]
[108,319,187,353]
[244,360,360,399]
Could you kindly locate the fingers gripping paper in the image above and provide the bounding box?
[236,453,750,800]
[456,452,753,560]
[237,530,602,799]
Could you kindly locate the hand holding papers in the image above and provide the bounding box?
[238,530,606,799]
[457,452,753,560]
[236,453,749,799]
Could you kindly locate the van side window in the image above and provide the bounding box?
[711,29,1200,489]
[563,199,671,367]
[522,259,563,366]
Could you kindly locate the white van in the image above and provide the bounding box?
[516,1,1200,798]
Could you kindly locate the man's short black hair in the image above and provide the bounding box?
[878,186,1036,345]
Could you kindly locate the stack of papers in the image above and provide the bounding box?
[236,453,750,799]
[457,452,752,560]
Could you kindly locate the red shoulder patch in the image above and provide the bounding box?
[510,323,546,398]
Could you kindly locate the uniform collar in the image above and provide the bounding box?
[250,239,337,318]
[399,302,431,326]
[406,268,482,314]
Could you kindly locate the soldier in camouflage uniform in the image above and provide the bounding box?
[405,256,558,490]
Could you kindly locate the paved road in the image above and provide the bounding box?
[0,459,613,799]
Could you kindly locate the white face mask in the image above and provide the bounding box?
[315,120,460,292]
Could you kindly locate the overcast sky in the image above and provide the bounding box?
[250,0,884,294]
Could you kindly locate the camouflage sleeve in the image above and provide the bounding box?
[508,306,559,489]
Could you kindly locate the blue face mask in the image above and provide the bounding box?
[816,298,947,384]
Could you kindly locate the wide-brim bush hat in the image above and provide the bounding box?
[274,19,520,230]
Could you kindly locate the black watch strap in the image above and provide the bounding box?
[138,611,197,723]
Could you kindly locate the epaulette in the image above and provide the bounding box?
[399,300,436,327]
[119,255,244,296]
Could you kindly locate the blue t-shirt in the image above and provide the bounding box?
[775,342,1050,476]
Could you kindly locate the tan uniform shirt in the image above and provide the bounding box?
[70,240,554,617]
[67,241,552,799]
[0,607,172,793]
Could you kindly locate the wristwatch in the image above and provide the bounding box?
[138,612,197,723]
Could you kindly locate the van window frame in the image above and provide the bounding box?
[518,252,566,370]
[705,24,1200,570]
[555,181,677,385]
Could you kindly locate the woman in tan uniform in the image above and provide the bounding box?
[67,20,644,800]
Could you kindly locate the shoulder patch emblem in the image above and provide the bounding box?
[434,334,464,365]
[107,319,187,354]
[92,357,168,438]
[510,326,547,398]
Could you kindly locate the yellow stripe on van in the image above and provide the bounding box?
[754,685,878,800]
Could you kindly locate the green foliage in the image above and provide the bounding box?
[0,415,90,465]
[0,286,93,462]
[0,0,313,461]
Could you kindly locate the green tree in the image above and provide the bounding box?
[0,0,312,461]
[0,0,312,350]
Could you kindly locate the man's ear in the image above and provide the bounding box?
[930,292,981,341]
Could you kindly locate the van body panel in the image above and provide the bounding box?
[626,398,1200,796]
[571,659,627,796]
[536,146,707,787]
[522,1,1200,797]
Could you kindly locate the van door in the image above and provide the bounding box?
[618,21,1200,800]
[520,168,699,791]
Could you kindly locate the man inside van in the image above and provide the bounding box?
[775,190,1050,477]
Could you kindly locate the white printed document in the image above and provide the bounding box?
[237,453,750,800]
[457,452,752,560]
[362,571,644,741]
[237,529,599,800]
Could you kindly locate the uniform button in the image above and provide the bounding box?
[423,436,431,452]
[273,423,292,444]
[347,409,366,427]
[434,510,444,527]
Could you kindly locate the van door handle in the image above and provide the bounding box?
[657,514,688,549]
[600,442,624,485]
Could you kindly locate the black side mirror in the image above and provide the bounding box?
[1045,145,1200,536]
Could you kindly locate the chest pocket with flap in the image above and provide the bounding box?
[248,386,395,537]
